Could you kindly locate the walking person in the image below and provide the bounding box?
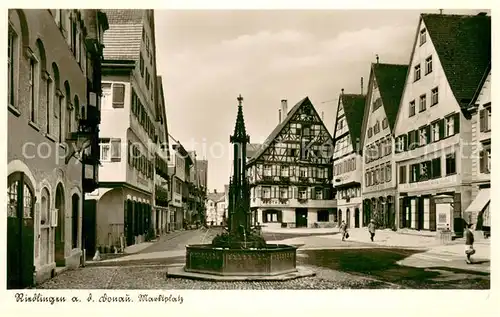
[368,219,376,242]
[340,220,348,241]
[464,223,475,264]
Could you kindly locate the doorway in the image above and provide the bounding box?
[346,209,351,228]
[54,183,65,266]
[83,199,97,258]
[354,208,360,228]
[295,208,308,228]
[7,172,35,289]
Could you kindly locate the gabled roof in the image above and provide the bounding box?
[207,192,225,203]
[469,61,491,108]
[373,63,408,130]
[247,97,329,165]
[102,9,145,61]
[360,63,408,147]
[336,93,366,150]
[422,13,491,106]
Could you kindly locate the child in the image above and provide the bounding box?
[464,223,475,264]
[368,219,376,242]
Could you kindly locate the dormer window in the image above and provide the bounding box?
[420,28,427,45]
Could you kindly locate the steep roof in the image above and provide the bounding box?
[207,192,225,203]
[102,9,145,61]
[422,13,491,106]
[246,96,310,165]
[246,143,263,159]
[337,94,366,150]
[373,63,408,130]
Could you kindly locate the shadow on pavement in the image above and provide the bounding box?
[299,248,490,289]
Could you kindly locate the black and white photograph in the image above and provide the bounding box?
[3,3,496,313]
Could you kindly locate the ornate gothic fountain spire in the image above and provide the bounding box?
[228,94,251,235]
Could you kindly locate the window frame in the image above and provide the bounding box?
[425,55,433,75]
[431,87,439,106]
[409,100,416,117]
[100,138,112,162]
[112,83,126,108]
[420,28,427,45]
[419,94,427,112]
[414,64,421,82]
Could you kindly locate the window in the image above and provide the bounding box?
[299,167,307,178]
[71,19,78,56]
[112,83,125,108]
[431,121,440,142]
[414,64,421,81]
[479,147,491,174]
[382,118,388,129]
[145,70,150,90]
[445,115,455,137]
[298,187,307,199]
[279,187,288,198]
[263,165,271,176]
[396,136,405,153]
[111,139,121,162]
[280,165,289,177]
[46,78,52,133]
[431,87,439,106]
[480,106,491,132]
[317,210,329,222]
[409,100,416,117]
[410,164,419,183]
[445,153,456,175]
[419,94,427,112]
[420,28,426,45]
[380,165,385,183]
[100,139,111,162]
[425,56,433,75]
[8,27,17,107]
[29,58,39,123]
[399,165,406,184]
[374,121,380,134]
[315,188,323,200]
[419,161,431,181]
[372,97,382,112]
[139,54,144,77]
[419,126,427,146]
[431,157,441,178]
[368,127,373,138]
[386,164,391,182]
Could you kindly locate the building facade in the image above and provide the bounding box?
[206,190,225,226]
[168,140,193,230]
[87,9,159,252]
[360,62,408,229]
[247,98,336,229]
[393,13,491,236]
[7,9,108,288]
[464,65,491,237]
[332,92,366,229]
[152,76,170,236]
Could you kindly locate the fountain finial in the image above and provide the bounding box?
[237,94,244,106]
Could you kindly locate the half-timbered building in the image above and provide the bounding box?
[247,98,336,229]
[332,91,366,229]
[393,12,490,236]
[360,62,408,229]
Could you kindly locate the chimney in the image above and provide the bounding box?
[281,99,288,118]
[278,109,282,123]
[361,77,364,95]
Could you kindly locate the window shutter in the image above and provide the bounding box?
[307,187,312,199]
[127,141,132,165]
[407,131,413,149]
[429,197,436,231]
[311,187,316,199]
[454,113,460,134]
[399,198,405,228]
[438,119,445,139]
[479,109,485,132]
[324,187,330,200]
[402,135,407,151]
[426,125,431,144]
[293,187,298,199]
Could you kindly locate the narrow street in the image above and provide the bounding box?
[36,229,489,290]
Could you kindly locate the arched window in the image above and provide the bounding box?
[52,63,62,142]
[74,95,80,130]
[8,25,18,108]
[64,81,72,134]
[7,172,34,219]
[27,50,40,124]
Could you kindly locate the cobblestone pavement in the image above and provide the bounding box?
[36,229,489,290]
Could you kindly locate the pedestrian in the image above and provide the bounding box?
[368,219,376,242]
[340,220,348,241]
[464,223,475,264]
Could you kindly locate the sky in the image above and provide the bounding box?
[153,9,488,193]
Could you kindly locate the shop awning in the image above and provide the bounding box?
[466,188,490,214]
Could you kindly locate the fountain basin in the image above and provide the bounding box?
[184,244,297,276]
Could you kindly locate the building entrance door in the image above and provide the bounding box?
[295,208,308,228]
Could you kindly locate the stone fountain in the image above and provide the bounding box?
[167,95,314,281]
